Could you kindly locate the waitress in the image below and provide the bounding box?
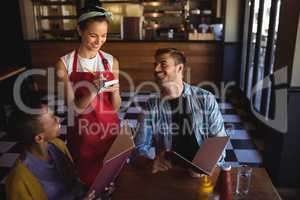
[55,4,121,186]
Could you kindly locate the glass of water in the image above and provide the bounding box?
[235,165,252,198]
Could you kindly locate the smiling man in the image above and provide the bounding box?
[134,48,227,174]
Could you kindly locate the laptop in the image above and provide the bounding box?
[85,122,135,197]
[165,136,229,176]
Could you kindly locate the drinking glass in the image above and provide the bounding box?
[235,165,252,198]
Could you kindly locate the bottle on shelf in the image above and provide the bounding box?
[198,16,209,33]
[188,24,198,40]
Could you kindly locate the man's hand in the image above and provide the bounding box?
[152,151,172,174]
[188,168,202,178]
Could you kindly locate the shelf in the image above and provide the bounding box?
[38,16,77,20]
[144,12,183,17]
[42,29,76,34]
[189,13,213,17]
[32,0,76,5]
[99,0,140,3]
[144,25,183,29]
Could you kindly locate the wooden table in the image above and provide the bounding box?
[112,163,281,200]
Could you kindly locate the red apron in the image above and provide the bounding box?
[67,50,120,186]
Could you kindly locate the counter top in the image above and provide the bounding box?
[0,66,26,81]
[26,39,223,43]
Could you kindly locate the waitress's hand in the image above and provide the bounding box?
[92,74,106,90]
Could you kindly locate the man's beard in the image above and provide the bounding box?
[154,72,165,85]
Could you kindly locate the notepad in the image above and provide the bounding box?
[103,79,119,89]
[165,136,229,176]
[98,79,119,93]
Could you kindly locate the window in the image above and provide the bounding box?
[240,0,281,117]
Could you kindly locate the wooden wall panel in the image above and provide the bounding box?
[29,41,222,91]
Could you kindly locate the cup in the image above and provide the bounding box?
[210,24,223,40]
[235,165,252,197]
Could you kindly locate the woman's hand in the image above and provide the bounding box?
[92,74,106,90]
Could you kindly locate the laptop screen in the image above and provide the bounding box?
[86,122,135,196]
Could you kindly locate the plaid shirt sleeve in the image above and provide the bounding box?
[206,94,228,164]
[207,94,227,137]
[134,104,154,158]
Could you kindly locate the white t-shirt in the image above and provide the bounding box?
[61,50,114,75]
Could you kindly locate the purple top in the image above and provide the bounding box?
[22,143,85,200]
